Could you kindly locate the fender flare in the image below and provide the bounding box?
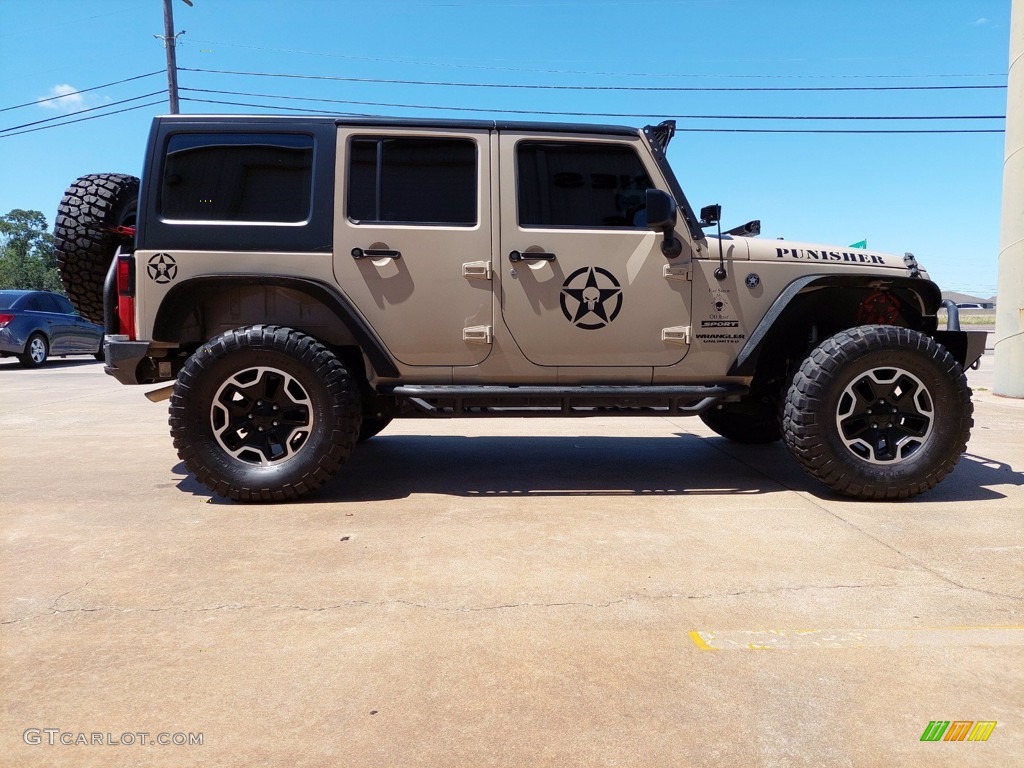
[729,274,943,377]
[152,274,399,378]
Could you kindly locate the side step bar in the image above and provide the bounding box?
[383,384,748,418]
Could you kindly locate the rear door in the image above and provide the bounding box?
[333,127,493,367]
[497,132,692,369]
[53,294,96,353]
[26,293,71,353]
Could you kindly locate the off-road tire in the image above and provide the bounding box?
[782,325,972,500]
[17,333,49,368]
[169,325,362,502]
[54,173,139,323]
[700,397,781,444]
[357,416,393,442]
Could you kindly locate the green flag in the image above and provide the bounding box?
[849,239,867,249]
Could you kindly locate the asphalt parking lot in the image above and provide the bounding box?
[1,348,1022,767]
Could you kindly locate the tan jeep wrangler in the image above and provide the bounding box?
[55,116,984,501]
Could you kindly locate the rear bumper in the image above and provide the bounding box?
[103,335,150,385]
[0,331,24,355]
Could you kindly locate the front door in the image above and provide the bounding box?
[333,127,493,367]
[497,132,692,368]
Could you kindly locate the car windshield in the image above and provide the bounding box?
[0,292,29,310]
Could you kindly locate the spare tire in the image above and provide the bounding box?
[54,173,139,324]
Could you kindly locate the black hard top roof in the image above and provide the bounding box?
[155,114,640,137]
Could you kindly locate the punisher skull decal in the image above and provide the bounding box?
[559,266,623,330]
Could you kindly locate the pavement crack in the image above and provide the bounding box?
[695,437,1022,602]
[3,584,913,625]
[797,495,1022,601]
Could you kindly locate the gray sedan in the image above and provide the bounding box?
[0,290,104,368]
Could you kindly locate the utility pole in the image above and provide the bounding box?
[994,0,1023,398]
[156,0,190,114]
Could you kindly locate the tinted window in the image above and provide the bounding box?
[348,137,476,225]
[161,133,314,222]
[0,292,27,310]
[53,295,75,315]
[517,141,653,228]
[23,294,55,312]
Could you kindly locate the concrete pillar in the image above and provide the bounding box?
[994,0,1024,397]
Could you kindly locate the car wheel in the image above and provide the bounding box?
[18,334,49,368]
[169,325,362,502]
[700,397,781,444]
[54,173,139,324]
[357,416,393,442]
[782,325,973,500]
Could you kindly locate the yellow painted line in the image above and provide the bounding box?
[688,630,714,651]
[689,626,1024,651]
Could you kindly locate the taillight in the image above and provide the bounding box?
[0,313,12,329]
[116,253,136,340]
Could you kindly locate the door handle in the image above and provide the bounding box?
[509,250,556,263]
[352,247,401,260]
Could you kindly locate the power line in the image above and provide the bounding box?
[178,96,1004,134]
[182,67,1009,92]
[187,39,1008,81]
[0,101,165,139]
[179,97,377,117]
[180,87,1006,121]
[0,92,166,134]
[0,71,164,114]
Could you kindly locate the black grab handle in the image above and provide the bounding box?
[509,250,556,263]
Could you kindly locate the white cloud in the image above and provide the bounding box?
[972,17,989,26]
[37,84,86,112]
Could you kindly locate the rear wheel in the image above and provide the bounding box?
[54,173,139,323]
[18,334,49,368]
[782,325,972,500]
[169,326,362,502]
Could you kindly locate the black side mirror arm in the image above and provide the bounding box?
[699,204,727,281]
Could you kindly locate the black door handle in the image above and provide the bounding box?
[352,248,401,260]
[509,250,556,263]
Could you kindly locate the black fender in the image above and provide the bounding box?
[729,274,943,377]
[152,274,399,378]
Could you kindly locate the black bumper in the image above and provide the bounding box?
[103,337,151,385]
[933,330,987,370]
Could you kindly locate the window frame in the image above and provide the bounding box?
[345,134,480,228]
[514,138,656,232]
[158,131,317,227]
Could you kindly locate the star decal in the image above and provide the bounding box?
[559,267,623,330]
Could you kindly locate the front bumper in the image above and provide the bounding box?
[103,335,151,385]
[933,330,987,370]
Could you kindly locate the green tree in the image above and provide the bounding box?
[0,209,62,292]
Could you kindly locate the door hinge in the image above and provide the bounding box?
[663,263,692,281]
[463,325,493,344]
[661,325,691,345]
[463,261,492,280]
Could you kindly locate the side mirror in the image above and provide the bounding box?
[645,189,683,258]
[700,204,721,227]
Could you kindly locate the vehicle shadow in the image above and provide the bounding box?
[172,433,1024,504]
[0,357,100,370]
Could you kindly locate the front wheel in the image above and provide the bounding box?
[169,326,362,502]
[782,326,972,500]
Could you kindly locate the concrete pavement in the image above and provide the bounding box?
[1,351,1021,767]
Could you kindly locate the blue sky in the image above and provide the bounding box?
[0,0,1011,296]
